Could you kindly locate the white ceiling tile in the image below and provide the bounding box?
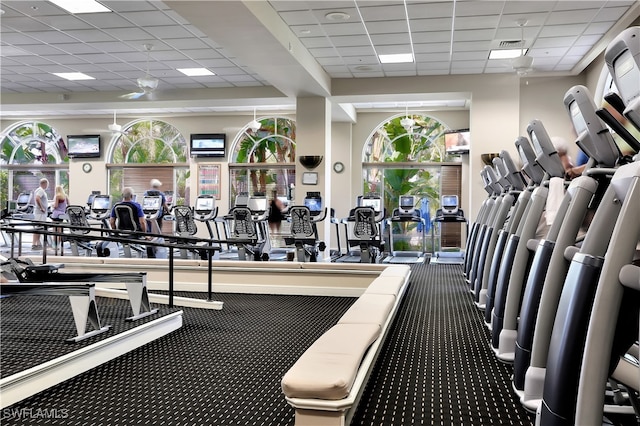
[575,34,603,46]
[309,47,340,58]
[337,46,379,56]
[594,6,630,21]
[351,70,385,78]
[370,33,411,46]
[528,47,570,57]
[585,22,615,35]
[499,13,549,27]
[342,56,379,65]
[384,70,419,77]
[1,16,53,32]
[413,42,451,54]
[145,25,195,39]
[411,31,452,44]
[25,30,81,44]
[502,1,554,14]
[79,13,139,29]
[451,60,487,69]
[539,24,588,38]
[195,58,240,68]
[453,29,495,42]
[545,9,599,25]
[359,4,407,21]
[533,36,578,48]
[301,37,334,49]
[453,41,493,52]
[106,27,154,41]
[406,2,454,19]
[278,10,319,26]
[316,56,347,66]
[366,20,409,34]
[164,38,211,50]
[414,52,451,62]
[13,44,66,55]
[119,11,178,27]
[455,15,500,30]
[452,51,488,61]
[63,29,117,43]
[102,1,160,13]
[329,35,372,47]
[410,18,453,32]
[321,22,367,36]
[455,1,506,16]
[39,15,96,31]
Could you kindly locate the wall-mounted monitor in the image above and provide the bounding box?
[190,133,226,157]
[444,129,470,154]
[68,135,100,158]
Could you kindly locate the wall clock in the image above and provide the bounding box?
[333,161,345,173]
[82,163,92,173]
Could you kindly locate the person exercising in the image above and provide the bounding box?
[109,187,146,231]
[268,190,285,233]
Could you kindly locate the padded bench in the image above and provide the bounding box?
[281,265,411,426]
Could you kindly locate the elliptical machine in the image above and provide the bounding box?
[284,192,327,262]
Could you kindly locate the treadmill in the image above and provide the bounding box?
[383,195,428,264]
[430,195,467,264]
[335,194,386,263]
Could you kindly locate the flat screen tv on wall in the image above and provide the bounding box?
[444,129,470,154]
[67,135,101,158]
[190,133,226,157]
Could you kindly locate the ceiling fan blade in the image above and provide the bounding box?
[121,91,146,100]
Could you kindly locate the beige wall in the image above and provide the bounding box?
[0,70,605,225]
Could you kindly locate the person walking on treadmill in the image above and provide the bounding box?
[144,179,169,233]
[268,190,285,233]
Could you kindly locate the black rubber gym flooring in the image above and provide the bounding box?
[0,263,559,425]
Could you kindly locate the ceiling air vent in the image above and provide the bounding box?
[499,40,525,48]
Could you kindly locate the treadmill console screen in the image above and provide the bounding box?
[400,196,415,209]
[569,100,588,136]
[17,193,30,206]
[195,197,214,212]
[249,196,267,213]
[530,130,544,156]
[92,196,111,212]
[304,197,322,213]
[143,196,161,211]
[442,195,458,209]
[360,197,381,213]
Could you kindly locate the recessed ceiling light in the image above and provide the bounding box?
[178,68,215,77]
[52,72,95,81]
[325,11,350,21]
[299,29,311,35]
[354,65,374,71]
[378,53,414,64]
[489,48,527,60]
[48,0,111,14]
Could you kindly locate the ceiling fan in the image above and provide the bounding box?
[84,111,126,135]
[122,44,159,100]
[510,20,534,76]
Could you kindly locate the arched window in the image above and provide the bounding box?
[363,114,462,252]
[107,119,189,231]
[1,121,68,207]
[228,116,296,207]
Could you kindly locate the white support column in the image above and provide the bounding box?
[296,97,332,250]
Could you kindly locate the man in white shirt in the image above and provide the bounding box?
[32,177,49,249]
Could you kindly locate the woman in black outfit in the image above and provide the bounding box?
[268,190,284,233]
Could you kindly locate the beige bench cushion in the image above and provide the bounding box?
[379,265,410,278]
[365,275,406,296]
[338,293,395,326]
[281,323,380,400]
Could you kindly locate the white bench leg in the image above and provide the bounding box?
[295,409,346,426]
[125,280,159,321]
[66,287,110,343]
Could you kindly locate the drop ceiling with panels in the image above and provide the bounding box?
[1,0,638,118]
